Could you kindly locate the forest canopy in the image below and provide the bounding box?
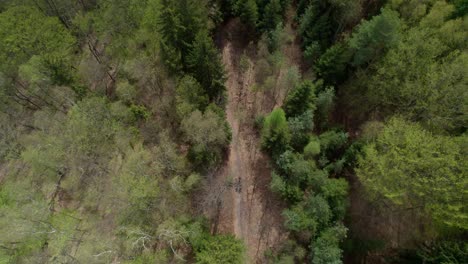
[0,0,466,263]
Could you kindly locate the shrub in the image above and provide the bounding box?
[194,235,245,264]
[261,108,291,157]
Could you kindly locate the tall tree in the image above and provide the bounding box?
[261,108,291,157]
[187,31,226,100]
[349,8,402,66]
[357,117,468,229]
[158,0,184,73]
[283,81,317,118]
[0,6,75,75]
[235,0,259,28]
[158,0,210,73]
[259,0,283,32]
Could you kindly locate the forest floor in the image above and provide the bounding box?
[204,11,304,263]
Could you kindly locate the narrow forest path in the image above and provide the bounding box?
[215,20,288,263]
[209,13,304,263]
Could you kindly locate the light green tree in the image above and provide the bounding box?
[357,117,468,229]
[181,109,230,167]
[261,108,291,157]
[193,235,245,264]
[0,6,75,74]
[175,75,209,118]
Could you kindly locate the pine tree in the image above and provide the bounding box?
[187,30,226,100]
[260,0,283,32]
[238,0,259,28]
[284,81,317,118]
[158,0,184,73]
[158,0,209,73]
[261,108,291,157]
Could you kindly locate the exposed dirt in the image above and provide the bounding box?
[203,15,304,263]
[216,19,287,263]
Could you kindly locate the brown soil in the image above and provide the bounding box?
[203,14,304,263]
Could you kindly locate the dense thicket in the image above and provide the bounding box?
[0,0,466,263]
[0,0,241,263]
[260,79,351,262]
[294,0,467,262]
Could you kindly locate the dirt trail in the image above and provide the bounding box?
[207,14,303,263]
[216,22,288,263]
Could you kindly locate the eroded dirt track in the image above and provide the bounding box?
[209,19,289,263]
[201,14,304,262]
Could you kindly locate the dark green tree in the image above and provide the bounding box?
[349,8,402,66]
[284,81,317,118]
[158,0,184,73]
[187,30,226,100]
[158,0,209,73]
[259,0,283,32]
[235,0,259,28]
[315,42,352,85]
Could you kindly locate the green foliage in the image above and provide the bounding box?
[348,1,467,134]
[299,2,332,55]
[305,195,332,230]
[0,180,49,262]
[270,172,304,203]
[452,0,468,18]
[349,8,402,66]
[181,109,230,168]
[261,108,291,157]
[260,0,283,32]
[288,110,314,151]
[276,151,315,186]
[193,235,245,264]
[311,224,348,264]
[315,42,351,85]
[304,138,321,158]
[298,0,362,57]
[0,6,75,75]
[116,80,137,103]
[235,0,259,28]
[357,117,468,229]
[417,239,468,264]
[175,75,209,117]
[284,81,317,118]
[110,144,159,219]
[315,86,335,129]
[320,178,349,221]
[283,205,317,232]
[318,130,348,158]
[158,0,210,73]
[187,30,226,100]
[130,104,150,121]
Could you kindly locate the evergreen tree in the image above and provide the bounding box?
[187,30,226,100]
[349,8,402,66]
[315,42,352,85]
[261,108,291,157]
[158,0,184,73]
[236,0,259,28]
[260,0,283,32]
[284,81,317,118]
[158,0,209,73]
